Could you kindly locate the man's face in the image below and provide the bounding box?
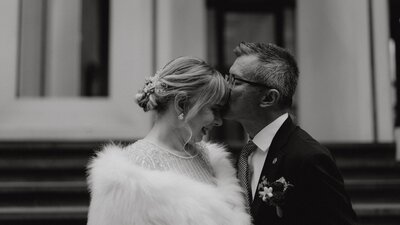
[223,55,263,121]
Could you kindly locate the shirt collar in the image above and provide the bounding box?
[252,113,289,152]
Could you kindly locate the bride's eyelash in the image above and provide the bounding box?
[211,107,221,114]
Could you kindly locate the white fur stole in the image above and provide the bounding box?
[86,142,251,225]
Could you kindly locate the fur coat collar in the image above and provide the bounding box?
[87,142,251,225]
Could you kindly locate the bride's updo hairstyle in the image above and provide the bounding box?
[135,56,228,121]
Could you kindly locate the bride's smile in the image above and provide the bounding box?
[188,105,223,143]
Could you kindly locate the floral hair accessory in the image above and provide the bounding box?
[258,176,293,218]
[142,78,156,95]
[142,69,168,96]
[136,68,169,111]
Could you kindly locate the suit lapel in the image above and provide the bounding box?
[263,117,297,178]
[250,117,297,218]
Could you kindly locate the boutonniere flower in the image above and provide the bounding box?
[258,176,293,218]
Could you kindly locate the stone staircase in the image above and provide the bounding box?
[0,142,98,225]
[0,142,399,225]
[327,143,400,225]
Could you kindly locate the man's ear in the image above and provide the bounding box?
[174,93,187,114]
[260,89,280,108]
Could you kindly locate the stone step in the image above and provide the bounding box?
[0,142,394,157]
[0,181,87,193]
[326,143,395,160]
[0,159,88,169]
[354,203,400,225]
[0,142,107,181]
[338,159,400,179]
[0,203,398,225]
[0,141,101,152]
[0,206,87,225]
[0,181,89,206]
[0,168,86,182]
[346,178,400,190]
[229,143,396,160]
[1,151,397,170]
[3,159,398,181]
[346,178,400,202]
[2,178,399,205]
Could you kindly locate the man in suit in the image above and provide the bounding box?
[223,42,357,225]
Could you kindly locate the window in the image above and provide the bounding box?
[17,0,109,97]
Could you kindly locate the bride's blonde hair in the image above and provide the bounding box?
[135,56,228,121]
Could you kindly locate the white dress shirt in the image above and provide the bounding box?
[249,113,288,200]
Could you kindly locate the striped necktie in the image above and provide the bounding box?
[237,140,258,211]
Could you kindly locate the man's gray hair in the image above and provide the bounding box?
[233,42,299,108]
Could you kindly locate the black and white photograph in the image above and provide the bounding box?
[0,0,399,225]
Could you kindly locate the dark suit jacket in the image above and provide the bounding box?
[249,117,357,225]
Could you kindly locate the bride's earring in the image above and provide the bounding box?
[178,113,184,120]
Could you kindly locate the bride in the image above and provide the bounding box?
[86,56,251,225]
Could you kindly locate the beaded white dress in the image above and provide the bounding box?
[127,139,216,185]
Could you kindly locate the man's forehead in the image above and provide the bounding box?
[230,55,258,77]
